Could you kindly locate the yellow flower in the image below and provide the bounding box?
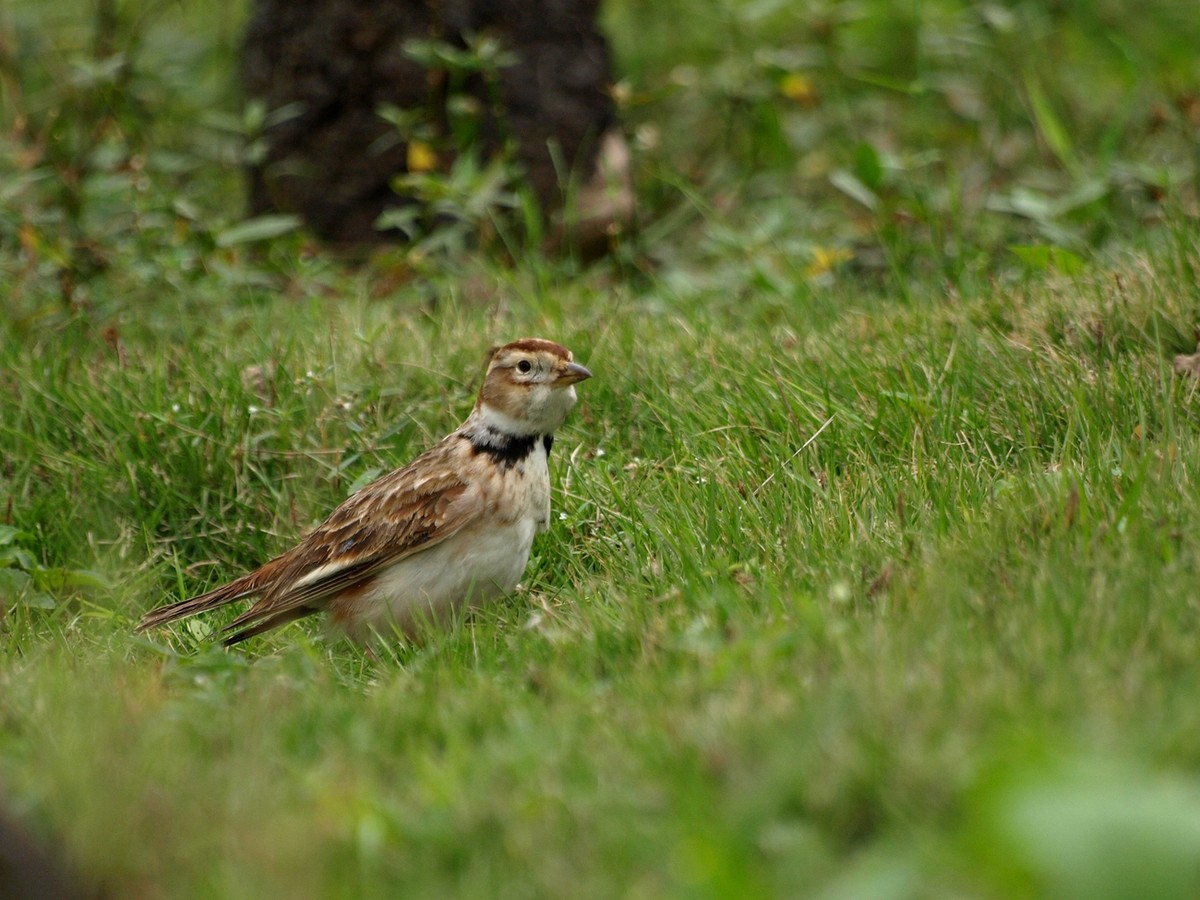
[780,72,816,105]
[805,246,853,279]
[407,141,438,173]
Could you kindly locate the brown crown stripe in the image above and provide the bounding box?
[495,338,571,359]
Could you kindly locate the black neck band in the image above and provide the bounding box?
[464,429,541,468]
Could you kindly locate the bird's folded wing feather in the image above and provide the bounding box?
[222,460,474,634]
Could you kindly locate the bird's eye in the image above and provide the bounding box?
[516,360,533,374]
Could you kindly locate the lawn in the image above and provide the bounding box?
[3,1,1200,897]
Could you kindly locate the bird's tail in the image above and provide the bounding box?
[136,570,265,633]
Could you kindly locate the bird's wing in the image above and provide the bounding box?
[221,448,477,638]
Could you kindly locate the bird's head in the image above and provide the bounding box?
[476,338,591,435]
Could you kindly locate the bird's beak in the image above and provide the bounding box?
[558,361,592,385]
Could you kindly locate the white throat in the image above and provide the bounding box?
[473,385,577,437]
[474,402,536,436]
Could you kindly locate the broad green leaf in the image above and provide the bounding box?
[33,568,113,591]
[347,467,383,497]
[0,545,36,570]
[215,214,302,247]
[23,591,57,610]
[1010,244,1087,275]
[829,169,879,210]
[853,142,884,191]
[988,188,1055,221]
[186,618,214,640]
[1024,72,1077,172]
[0,567,34,600]
[0,525,30,547]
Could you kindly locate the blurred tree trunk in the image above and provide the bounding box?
[240,0,626,251]
[0,804,93,900]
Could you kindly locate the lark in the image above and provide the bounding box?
[138,339,591,645]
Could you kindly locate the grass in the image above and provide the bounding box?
[5,241,1200,897]
[4,0,1200,897]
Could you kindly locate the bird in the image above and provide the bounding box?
[137,338,591,645]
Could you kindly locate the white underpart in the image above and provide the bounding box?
[347,519,536,639]
[347,438,553,640]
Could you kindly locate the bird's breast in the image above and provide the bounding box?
[342,518,537,639]
[335,440,553,640]
[491,440,551,531]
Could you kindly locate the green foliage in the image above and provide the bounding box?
[605,0,1200,282]
[376,32,534,264]
[0,525,110,613]
[379,154,526,261]
[1,0,254,321]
